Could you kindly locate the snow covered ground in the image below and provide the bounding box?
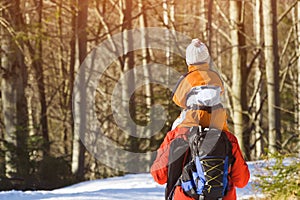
[0,162,265,200]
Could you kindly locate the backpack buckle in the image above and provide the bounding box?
[198,195,205,200]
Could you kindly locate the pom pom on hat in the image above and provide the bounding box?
[186,39,211,65]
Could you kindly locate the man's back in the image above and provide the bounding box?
[150,127,250,200]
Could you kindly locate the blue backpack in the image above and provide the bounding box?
[166,126,234,200]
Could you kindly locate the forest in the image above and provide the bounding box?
[0,0,300,191]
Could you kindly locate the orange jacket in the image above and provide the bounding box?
[150,127,250,200]
[172,63,229,131]
[172,63,224,108]
[176,108,229,131]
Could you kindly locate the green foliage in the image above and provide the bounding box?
[256,153,300,199]
[35,155,75,189]
[1,138,18,176]
[0,135,75,190]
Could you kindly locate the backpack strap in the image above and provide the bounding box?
[190,127,222,158]
[167,178,182,200]
[166,132,191,200]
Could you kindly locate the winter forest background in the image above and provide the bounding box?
[0,0,300,198]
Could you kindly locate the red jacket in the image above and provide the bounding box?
[150,127,250,200]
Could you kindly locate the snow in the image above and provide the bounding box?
[0,162,264,200]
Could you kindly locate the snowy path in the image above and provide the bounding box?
[0,162,265,200]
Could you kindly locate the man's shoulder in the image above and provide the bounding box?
[223,130,238,144]
[166,127,189,140]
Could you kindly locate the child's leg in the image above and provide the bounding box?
[198,108,229,131]
[171,109,187,130]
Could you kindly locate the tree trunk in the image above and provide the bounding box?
[297,0,300,149]
[138,0,153,171]
[229,0,249,159]
[24,0,49,156]
[163,0,171,66]
[253,0,263,158]
[70,0,78,176]
[163,0,175,130]
[34,0,50,155]
[200,0,207,40]
[56,0,71,156]
[138,0,152,132]
[207,0,213,48]
[118,0,137,171]
[71,0,88,180]
[119,0,136,137]
[262,0,281,153]
[1,0,29,179]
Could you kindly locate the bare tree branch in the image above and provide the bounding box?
[277,0,298,24]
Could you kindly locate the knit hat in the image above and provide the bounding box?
[185,39,211,65]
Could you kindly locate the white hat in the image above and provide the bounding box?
[186,39,211,65]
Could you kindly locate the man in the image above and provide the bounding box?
[150,118,250,199]
[151,39,250,200]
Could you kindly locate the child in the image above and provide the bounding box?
[171,39,228,131]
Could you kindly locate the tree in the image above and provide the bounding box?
[26,0,50,155]
[138,0,152,137]
[297,0,300,149]
[262,0,281,153]
[253,0,264,158]
[116,0,136,146]
[1,0,30,180]
[229,0,249,158]
[199,0,207,40]
[71,0,88,180]
[207,0,213,48]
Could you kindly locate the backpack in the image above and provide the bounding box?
[166,126,234,200]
